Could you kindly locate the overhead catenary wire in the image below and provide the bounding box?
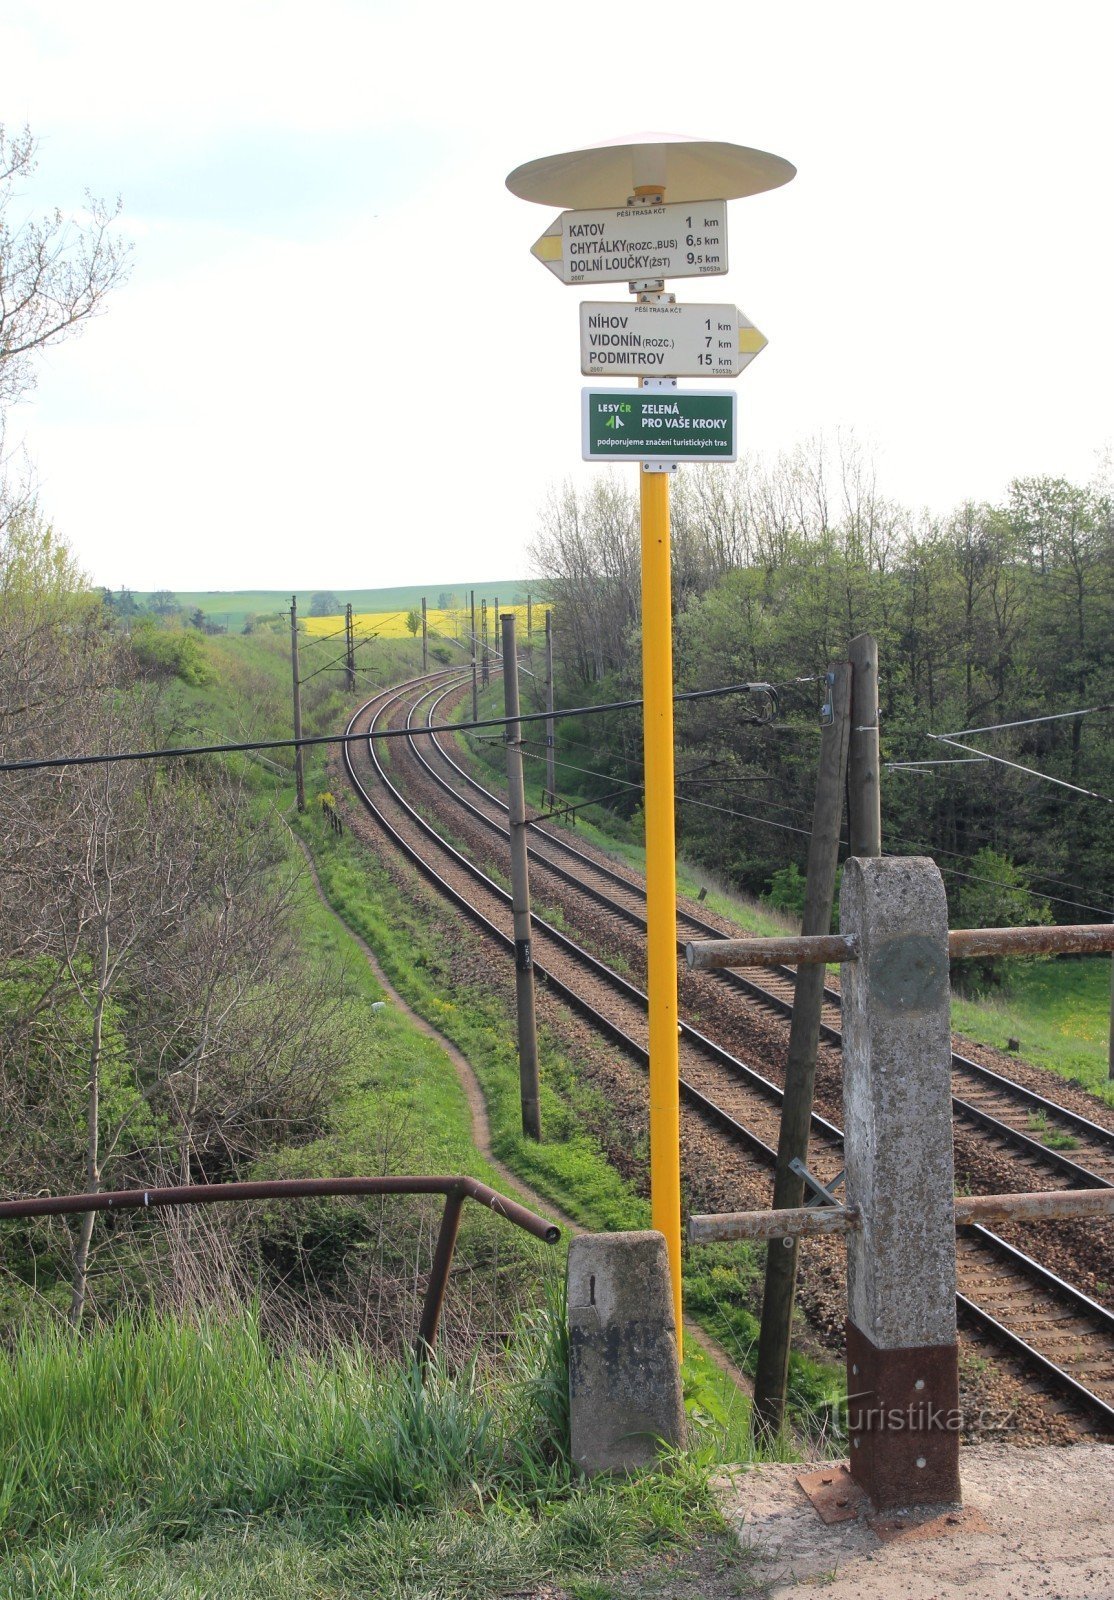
[933,705,1113,739]
[926,734,1112,804]
[0,680,779,775]
[521,750,1113,915]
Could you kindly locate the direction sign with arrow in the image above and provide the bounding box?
[532,199,728,286]
[580,300,765,378]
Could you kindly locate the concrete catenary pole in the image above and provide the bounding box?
[527,592,533,639]
[481,600,489,687]
[290,595,305,813]
[502,612,541,1140]
[841,855,960,1510]
[545,608,556,805]
[751,660,852,1439]
[421,597,428,674]
[345,602,355,692]
[848,633,881,856]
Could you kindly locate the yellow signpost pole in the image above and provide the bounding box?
[507,136,795,1356]
[639,461,683,1345]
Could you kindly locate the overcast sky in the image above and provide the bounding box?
[3,0,1112,592]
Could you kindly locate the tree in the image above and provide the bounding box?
[405,607,421,636]
[149,589,179,616]
[0,125,131,412]
[310,591,342,617]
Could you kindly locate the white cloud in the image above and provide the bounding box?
[5,0,1114,587]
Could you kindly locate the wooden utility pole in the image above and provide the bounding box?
[545,608,556,805]
[470,590,478,724]
[421,597,428,674]
[1108,938,1113,1081]
[502,613,541,1140]
[847,633,881,856]
[290,595,306,813]
[751,659,852,1440]
[345,603,355,692]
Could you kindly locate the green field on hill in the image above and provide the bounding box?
[133,582,536,629]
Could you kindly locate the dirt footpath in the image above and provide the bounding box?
[718,1442,1114,1598]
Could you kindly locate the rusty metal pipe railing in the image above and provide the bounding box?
[686,922,1114,971]
[688,1187,1114,1244]
[0,1175,560,1368]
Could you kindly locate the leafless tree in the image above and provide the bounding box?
[0,124,131,411]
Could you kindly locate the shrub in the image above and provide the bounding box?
[129,622,211,685]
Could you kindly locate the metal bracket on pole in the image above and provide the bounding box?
[789,1157,845,1208]
[640,376,680,471]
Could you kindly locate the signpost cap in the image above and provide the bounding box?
[506,133,795,207]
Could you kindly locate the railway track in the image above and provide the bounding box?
[342,671,1114,1434]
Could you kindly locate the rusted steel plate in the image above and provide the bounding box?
[796,1464,867,1523]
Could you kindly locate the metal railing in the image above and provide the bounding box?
[687,922,1114,971]
[1,1175,560,1366]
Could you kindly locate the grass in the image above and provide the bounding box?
[294,799,843,1452]
[952,957,1113,1107]
[0,1309,734,1600]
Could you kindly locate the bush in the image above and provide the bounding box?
[129,622,211,685]
[950,847,1052,991]
[763,863,805,920]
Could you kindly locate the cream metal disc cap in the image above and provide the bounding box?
[506,134,795,207]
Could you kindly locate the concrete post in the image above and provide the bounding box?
[567,1231,685,1475]
[840,856,960,1510]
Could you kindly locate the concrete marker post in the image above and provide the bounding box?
[567,1230,684,1475]
[840,855,960,1510]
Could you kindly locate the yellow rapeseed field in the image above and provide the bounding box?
[303,605,538,640]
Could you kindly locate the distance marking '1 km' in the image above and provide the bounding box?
[580,301,766,377]
[532,200,727,286]
[582,388,737,463]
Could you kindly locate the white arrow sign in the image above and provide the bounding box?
[579,301,766,378]
[532,200,728,285]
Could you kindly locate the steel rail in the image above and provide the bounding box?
[344,682,816,1163]
[413,679,1114,1186]
[345,677,1114,1430]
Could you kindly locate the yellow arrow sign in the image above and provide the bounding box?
[531,200,729,286]
[579,301,766,379]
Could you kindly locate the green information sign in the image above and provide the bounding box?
[581,387,737,462]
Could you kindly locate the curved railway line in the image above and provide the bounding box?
[341,670,1114,1435]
